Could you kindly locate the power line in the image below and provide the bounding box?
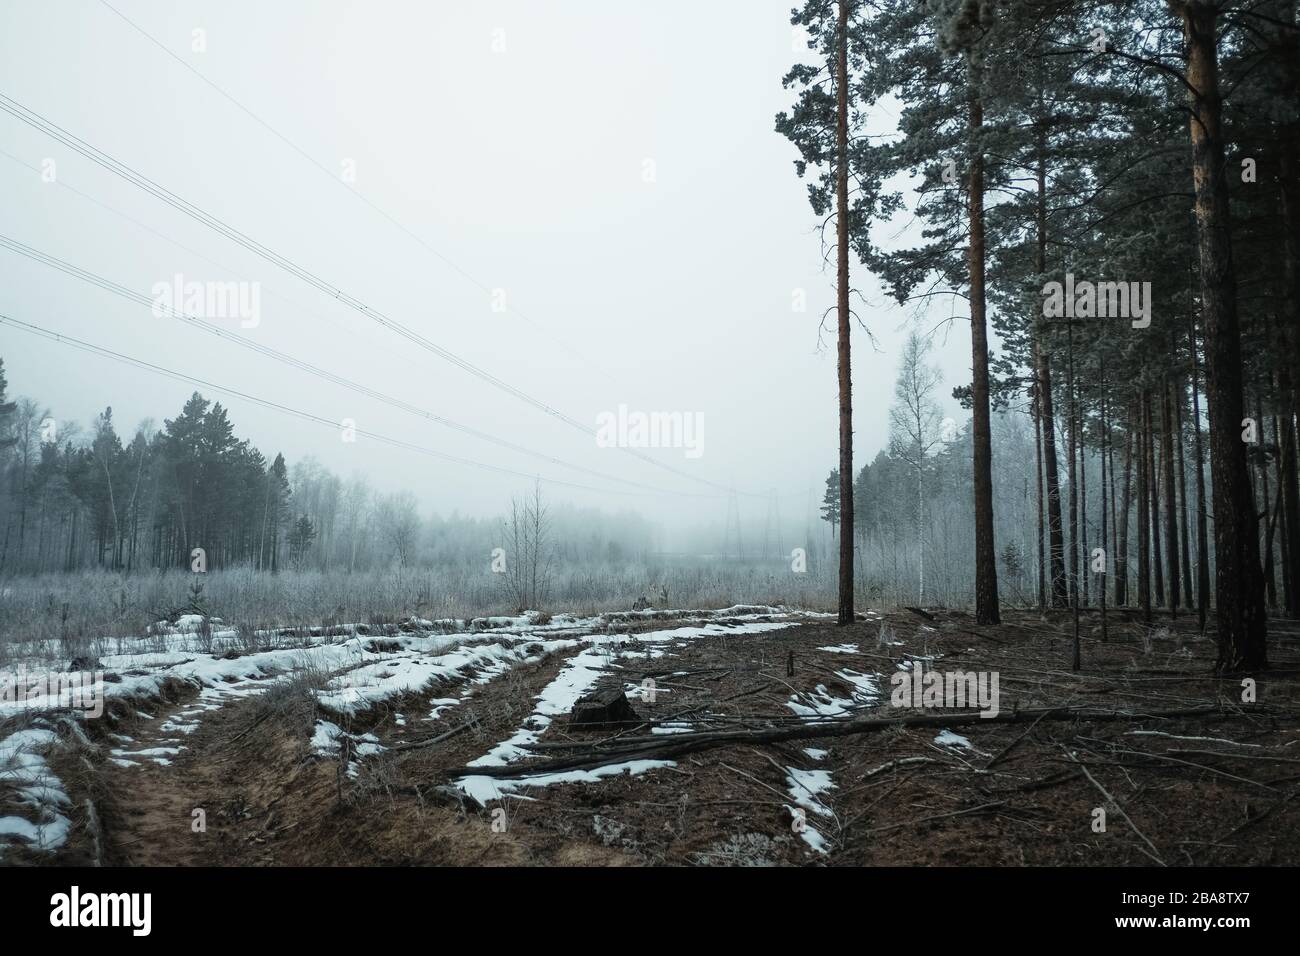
[0,232,719,498]
[0,146,416,373]
[96,0,619,388]
[0,145,521,402]
[0,312,686,498]
[0,90,748,496]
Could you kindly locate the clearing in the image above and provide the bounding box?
[2,605,1298,866]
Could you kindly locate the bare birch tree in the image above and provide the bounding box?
[888,330,944,602]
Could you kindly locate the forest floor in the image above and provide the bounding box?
[4,604,1299,866]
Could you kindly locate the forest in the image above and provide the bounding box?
[0,0,1297,890]
[781,0,1298,675]
[0,360,656,578]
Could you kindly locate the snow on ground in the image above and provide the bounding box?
[0,723,71,857]
[934,730,994,760]
[785,763,836,855]
[313,636,579,717]
[456,620,798,803]
[817,643,859,654]
[0,606,823,837]
[896,653,941,671]
[465,622,794,771]
[834,668,879,699]
[458,759,679,805]
[0,605,805,726]
[4,608,610,664]
[786,666,880,719]
[465,643,614,770]
[794,822,828,854]
[426,696,462,720]
[311,720,385,777]
[787,685,853,719]
[934,729,973,749]
[786,767,835,818]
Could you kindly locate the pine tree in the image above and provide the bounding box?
[262,453,291,572]
[287,514,316,568]
[820,468,841,537]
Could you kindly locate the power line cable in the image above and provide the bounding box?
[95,0,620,387]
[0,232,719,498]
[0,312,687,498]
[0,144,460,387]
[0,90,749,495]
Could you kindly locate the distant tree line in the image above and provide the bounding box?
[0,369,293,574]
[0,357,657,576]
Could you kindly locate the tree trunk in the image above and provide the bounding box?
[1036,346,1067,608]
[1162,377,1181,616]
[1175,376,1194,608]
[1138,387,1152,623]
[1147,390,1165,607]
[1257,387,1276,608]
[1188,286,1211,631]
[1080,400,1089,607]
[1034,381,1047,609]
[1274,409,1294,613]
[1117,407,1134,606]
[835,0,855,626]
[1035,121,1067,609]
[968,61,1000,625]
[1109,392,1121,605]
[1099,359,1110,642]
[1066,322,1079,609]
[1180,0,1268,671]
[1271,0,1300,617]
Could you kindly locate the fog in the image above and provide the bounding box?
[0,0,975,548]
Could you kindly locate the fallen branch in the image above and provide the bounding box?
[860,756,939,779]
[860,800,1004,834]
[390,716,480,754]
[1061,746,1165,866]
[1210,787,1300,848]
[1015,770,1084,793]
[451,703,1242,780]
[1094,746,1280,792]
[984,708,1052,770]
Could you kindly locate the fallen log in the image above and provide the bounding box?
[448,703,1247,780]
[390,716,480,754]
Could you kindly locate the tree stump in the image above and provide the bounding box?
[569,689,640,727]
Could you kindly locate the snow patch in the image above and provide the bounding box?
[458,759,675,805]
[0,726,71,855]
[934,729,972,749]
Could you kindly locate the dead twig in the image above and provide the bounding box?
[1061,745,1165,866]
[390,715,480,754]
[860,801,1005,834]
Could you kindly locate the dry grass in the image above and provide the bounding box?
[0,562,839,658]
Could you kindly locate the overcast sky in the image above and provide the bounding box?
[0,0,980,543]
